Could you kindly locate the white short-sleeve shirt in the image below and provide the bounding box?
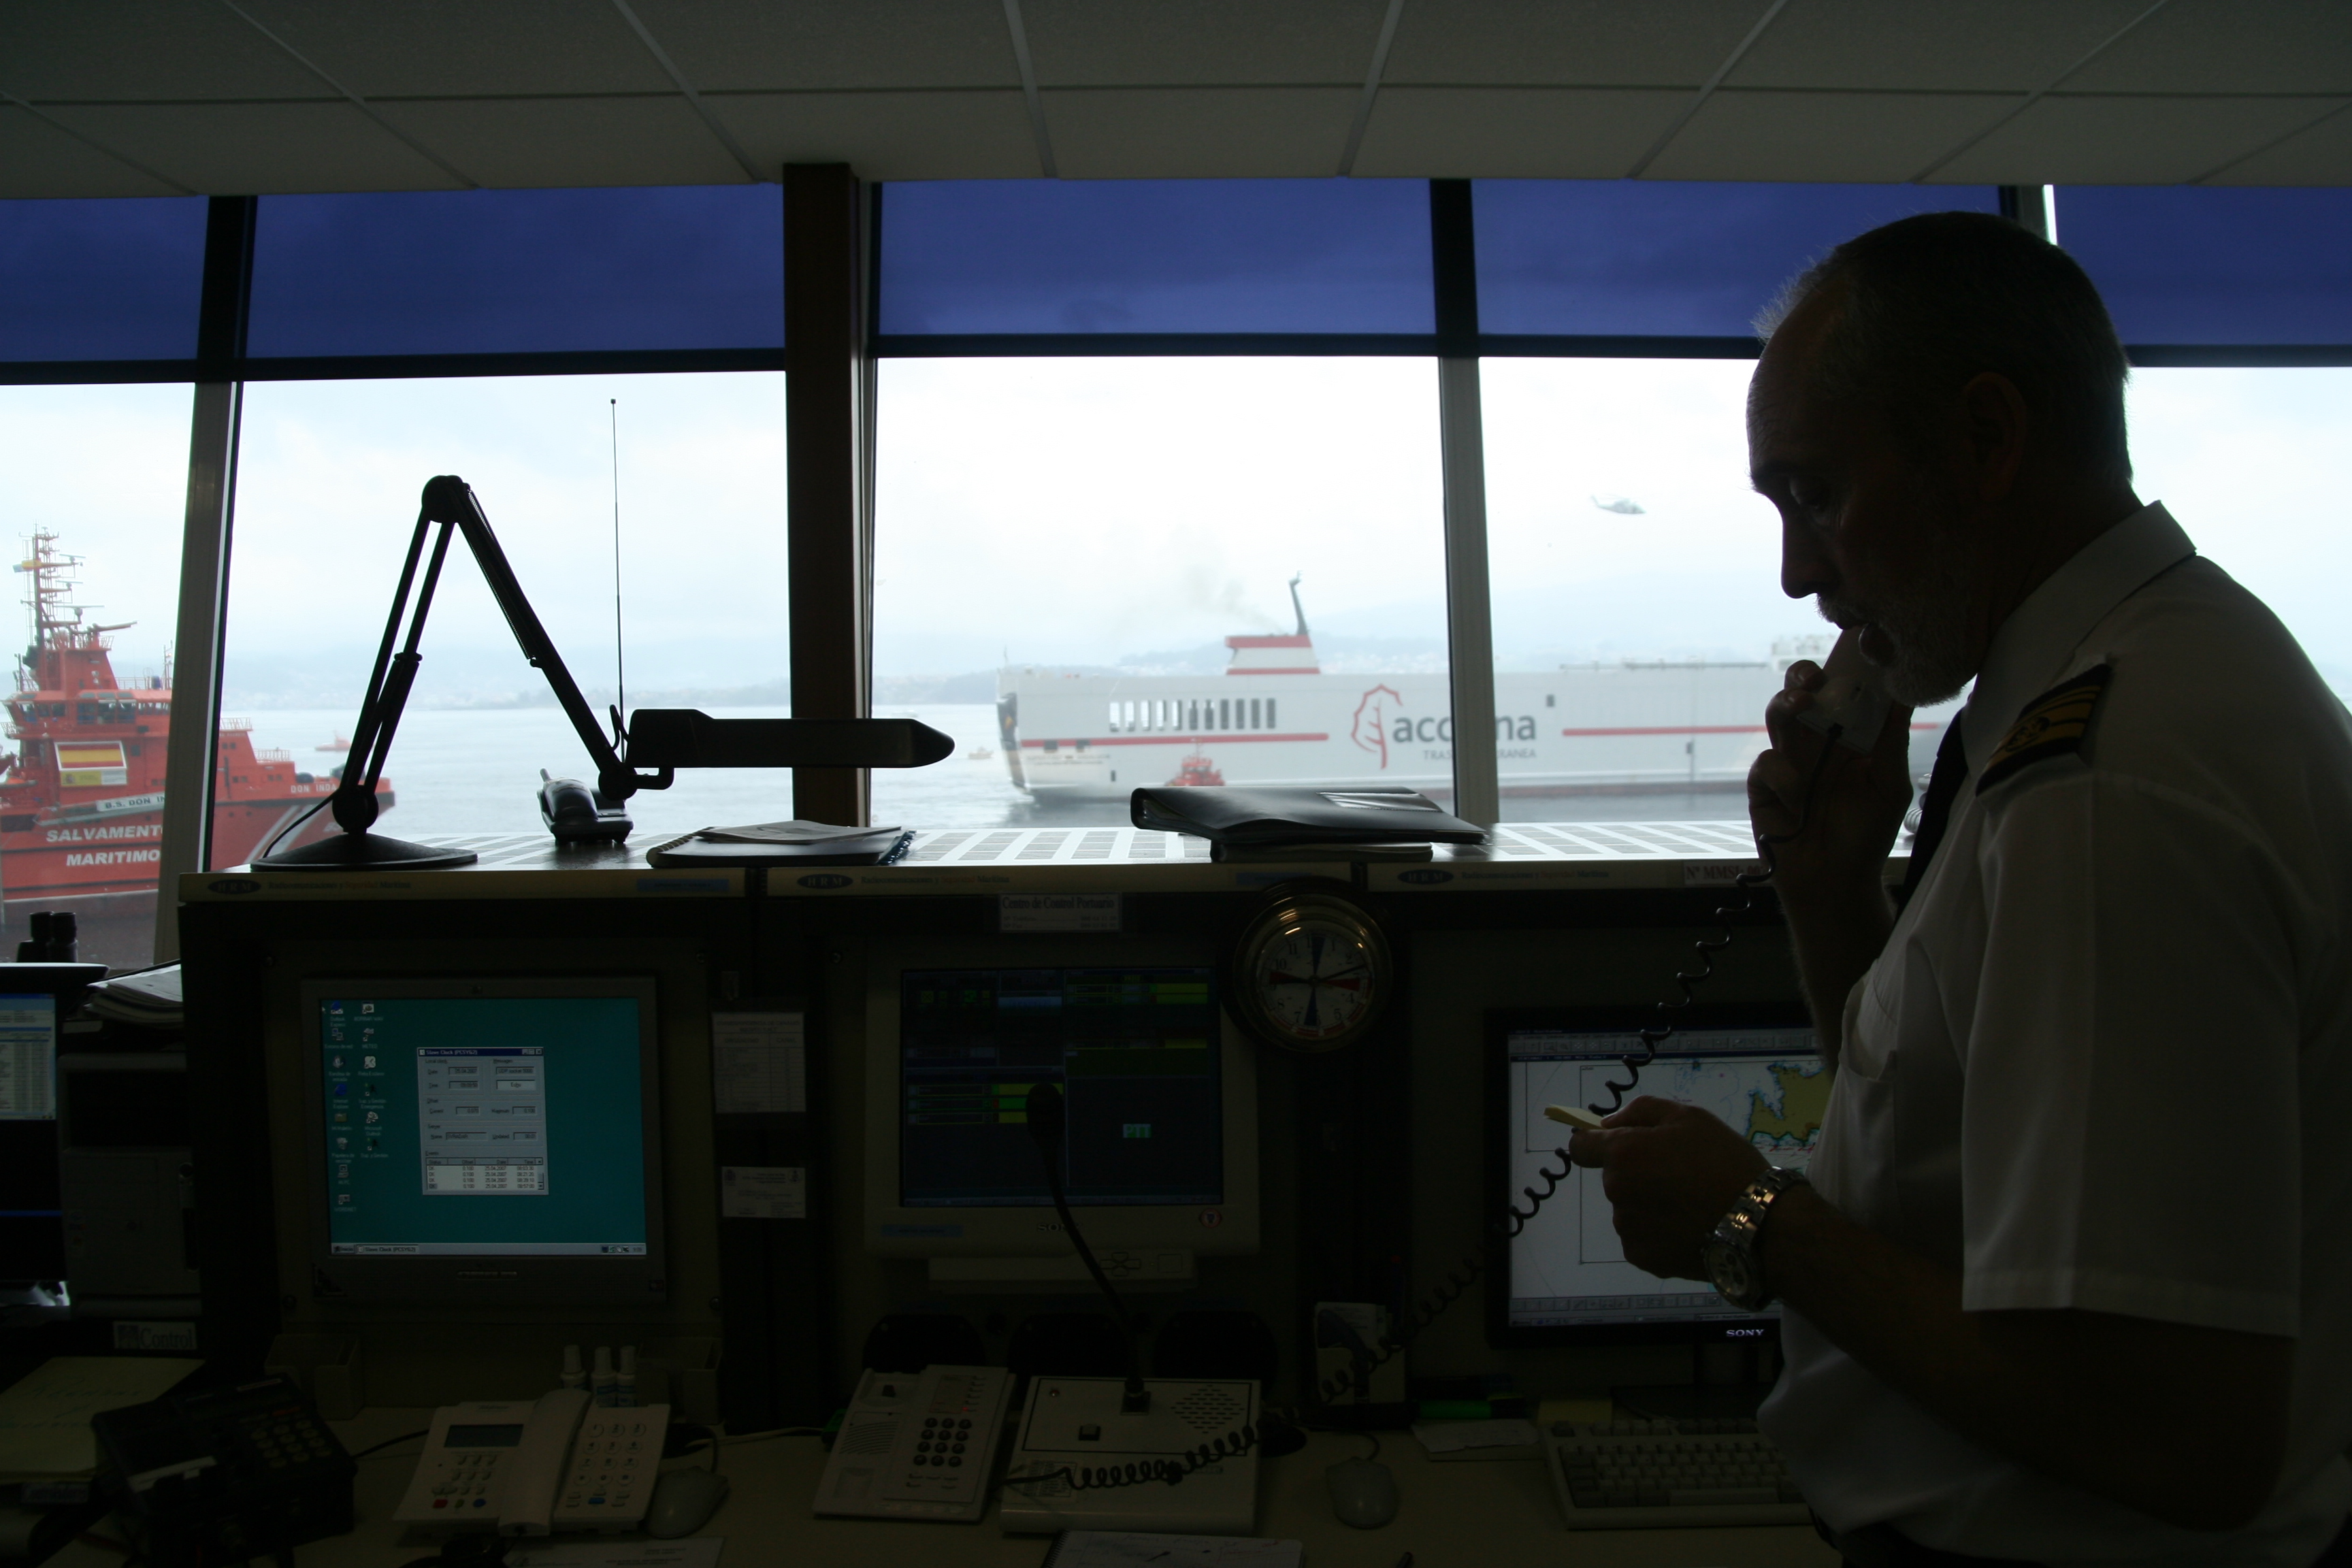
[1758,504,2352,1567]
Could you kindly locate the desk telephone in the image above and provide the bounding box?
[391,1388,670,1536]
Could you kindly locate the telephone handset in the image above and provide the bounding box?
[1793,630,1892,753]
[391,1388,669,1537]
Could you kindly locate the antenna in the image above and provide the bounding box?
[610,397,625,741]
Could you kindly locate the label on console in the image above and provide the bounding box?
[712,1011,805,1114]
[998,892,1122,932]
[720,1166,806,1220]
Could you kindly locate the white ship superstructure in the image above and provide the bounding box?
[996,589,1833,806]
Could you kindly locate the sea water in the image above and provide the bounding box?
[234,702,1756,844]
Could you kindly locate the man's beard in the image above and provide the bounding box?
[1817,500,1980,708]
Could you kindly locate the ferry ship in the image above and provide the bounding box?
[995,582,1837,806]
[0,532,391,915]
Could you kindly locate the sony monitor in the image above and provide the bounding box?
[1488,1004,1821,1346]
[864,939,1259,1277]
[301,977,664,1303]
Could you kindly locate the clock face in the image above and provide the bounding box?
[1232,893,1392,1052]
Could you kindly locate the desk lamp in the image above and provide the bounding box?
[257,475,949,870]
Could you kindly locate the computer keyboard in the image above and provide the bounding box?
[1542,1418,1812,1530]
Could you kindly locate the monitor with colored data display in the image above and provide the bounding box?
[1488,1004,1820,1346]
[864,941,1258,1265]
[301,977,664,1303]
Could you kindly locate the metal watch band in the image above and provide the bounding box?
[1704,1166,1808,1311]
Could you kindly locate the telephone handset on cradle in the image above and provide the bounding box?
[815,1365,1014,1524]
[391,1388,670,1537]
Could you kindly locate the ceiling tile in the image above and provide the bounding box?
[1727,0,2153,93]
[1022,0,1387,87]
[1936,94,2344,184]
[627,1,1018,93]
[38,102,463,194]
[719,91,1041,180]
[234,0,672,99]
[0,1,323,102]
[1043,86,1356,177]
[372,97,747,187]
[1351,86,1687,177]
[1648,89,2012,182]
[1383,0,1768,88]
[2063,0,2352,95]
[2203,102,2352,184]
[0,106,189,197]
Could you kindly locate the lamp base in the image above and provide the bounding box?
[252,831,479,871]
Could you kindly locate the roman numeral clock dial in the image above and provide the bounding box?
[1230,889,1393,1053]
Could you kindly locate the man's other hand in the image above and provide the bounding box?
[1748,651,1916,915]
[1569,1098,1768,1280]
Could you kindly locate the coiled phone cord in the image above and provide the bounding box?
[1585,730,1844,1120]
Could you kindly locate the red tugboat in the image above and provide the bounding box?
[0,532,391,919]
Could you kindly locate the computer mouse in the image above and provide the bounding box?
[645,1465,730,1539]
[1324,1456,1398,1529]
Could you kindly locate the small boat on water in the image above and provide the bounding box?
[318,735,352,753]
[0,531,394,915]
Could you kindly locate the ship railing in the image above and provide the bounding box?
[255,747,295,763]
[219,716,255,732]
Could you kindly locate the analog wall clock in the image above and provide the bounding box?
[1229,889,1394,1053]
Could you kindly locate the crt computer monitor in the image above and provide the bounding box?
[1488,1004,1820,1347]
[300,977,665,1304]
[864,941,1259,1260]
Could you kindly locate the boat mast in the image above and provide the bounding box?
[1287,572,1309,638]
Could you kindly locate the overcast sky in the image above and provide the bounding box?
[5,360,2348,705]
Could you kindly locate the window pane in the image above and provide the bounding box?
[872,358,1447,828]
[1481,358,1956,826]
[248,186,784,359]
[879,180,1433,336]
[1,198,208,361]
[0,384,190,969]
[1473,181,2002,338]
[2058,186,2352,345]
[220,372,789,859]
[2125,367,2352,697]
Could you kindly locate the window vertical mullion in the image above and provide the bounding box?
[1431,180,1499,826]
[784,163,875,826]
[154,194,255,960]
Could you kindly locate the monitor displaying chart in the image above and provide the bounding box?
[1495,1013,1825,1341]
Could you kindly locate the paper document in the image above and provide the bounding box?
[0,1356,202,1477]
[711,1012,805,1114]
[1411,1418,1539,1454]
[1043,1533,1301,1567]
[506,1541,721,1568]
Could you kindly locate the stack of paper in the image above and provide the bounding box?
[83,966,184,1029]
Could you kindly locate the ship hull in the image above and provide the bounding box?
[0,787,393,903]
[1000,667,1791,804]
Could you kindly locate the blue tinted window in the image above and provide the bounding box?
[1474,181,2003,339]
[2059,187,2352,346]
[880,179,1433,336]
[248,186,783,358]
[1,197,208,362]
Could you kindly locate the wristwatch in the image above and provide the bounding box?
[1702,1166,1808,1311]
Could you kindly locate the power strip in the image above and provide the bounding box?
[998,1376,1260,1537]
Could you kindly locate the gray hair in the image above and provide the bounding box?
[1756,212,2133,489]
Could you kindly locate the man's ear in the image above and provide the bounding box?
[1959,370,2029,502]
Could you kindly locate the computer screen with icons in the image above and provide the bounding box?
[302,977,664,1303]
[1487,1004,1820,1347]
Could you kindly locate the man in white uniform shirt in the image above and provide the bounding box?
[1569,211,2352,1567]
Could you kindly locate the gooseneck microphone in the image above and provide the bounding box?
[1023,1081,1152,1414]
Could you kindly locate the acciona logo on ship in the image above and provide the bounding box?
[1350,684,1541,769]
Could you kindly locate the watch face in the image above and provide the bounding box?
[1230,891,1392,1053]
[1705,1238,1759,1310]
